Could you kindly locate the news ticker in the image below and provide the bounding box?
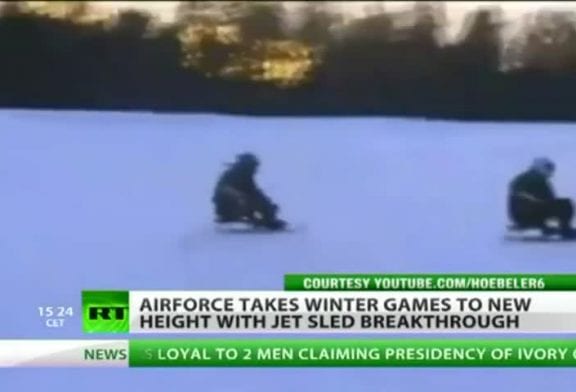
[82,276,576,333]
[4,339,576,367]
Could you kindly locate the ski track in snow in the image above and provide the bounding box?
[1,110,575,390]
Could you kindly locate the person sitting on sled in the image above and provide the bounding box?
[508,157,576,238]
[212,153,285,230]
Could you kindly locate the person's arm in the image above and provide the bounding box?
[250,181,271,206]
[244,177,277,211]
[510,175,543,203]
[510,174,555,203]
[541,180,556,201]
[514,192,544,203]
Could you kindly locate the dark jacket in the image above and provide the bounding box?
[213,163,266,203]
[508,169,555,224]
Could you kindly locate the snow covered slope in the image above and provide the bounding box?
[1,110,575,390]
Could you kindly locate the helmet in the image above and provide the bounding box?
[530,157,555,176]
[235,152,259,168]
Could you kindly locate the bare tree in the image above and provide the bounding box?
[515,10,576,72]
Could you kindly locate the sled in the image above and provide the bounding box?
[215,219,296,234]
[505,224,576,242]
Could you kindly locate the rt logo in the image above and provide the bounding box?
[88,306,128,321]
[82,291,130,333]
[84,305,129,333]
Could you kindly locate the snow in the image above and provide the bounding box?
[1,110,575,390]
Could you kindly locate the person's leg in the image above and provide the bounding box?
[511,200,550,233]
[531,203,556,236]
[547,198,575,236]
[214,198,238,222]
[214,188,249,222]
[249,196,285,229]
[246,199,272,223]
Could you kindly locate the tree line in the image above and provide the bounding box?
[3,1,576,121]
